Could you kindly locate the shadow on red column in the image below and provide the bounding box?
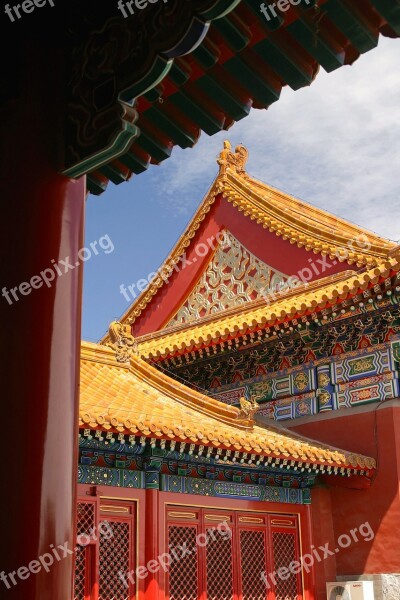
[0,41,85,599]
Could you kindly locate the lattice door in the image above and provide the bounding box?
[74,500,97,600]
[239,529,267,600]
[206,528,234,600]
[272,531,299,600]
[99,519,131,600]
[168,525,199,600]
[74,545,87,600]
[166,507,303,600]
[76,501,96,539]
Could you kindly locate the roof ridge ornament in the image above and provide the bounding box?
[106,321,137,362]
[237,395,259,421]
[217,140,249,179]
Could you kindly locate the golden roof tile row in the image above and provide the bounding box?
[136,256,400,359]
[80,342,376,474]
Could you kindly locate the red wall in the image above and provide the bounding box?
[289,404,400,577]
[309,488,337,599]
[132,194,353,336]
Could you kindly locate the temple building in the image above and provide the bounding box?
[3,1,399,597]
[76,142,400,599]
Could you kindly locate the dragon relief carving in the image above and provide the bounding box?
[106,321,137,362]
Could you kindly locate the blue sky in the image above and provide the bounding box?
[83,36,400,342]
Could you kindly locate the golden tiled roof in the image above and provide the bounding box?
[80,341,376,474]
[136,255,400,359]
[111,141,396,334]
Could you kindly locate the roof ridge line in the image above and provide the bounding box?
[130,353,255,430]
[223,173,394,263]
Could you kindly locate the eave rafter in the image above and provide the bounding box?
[5,1,396,191]
[78,427,375,480]
[73,0,400,194]
[62,0,240,180]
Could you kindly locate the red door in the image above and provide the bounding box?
[269,519,302,600]
[74,499,98,600]
[166,507,303,600]
[74,498,136,600]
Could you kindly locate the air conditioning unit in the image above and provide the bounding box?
[326,581,374,600]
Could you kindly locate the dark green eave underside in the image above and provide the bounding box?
[86,0,400,194]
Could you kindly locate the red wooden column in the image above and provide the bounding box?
[145,487,161,600]
[0,43,85,599]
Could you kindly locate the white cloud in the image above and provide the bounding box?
[150,36,400,240]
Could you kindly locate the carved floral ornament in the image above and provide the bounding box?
[252,380,272,401]
[318,372,330,387]
[167,230,288,326]
[317,390,332,406]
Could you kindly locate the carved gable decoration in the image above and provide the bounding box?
[167,230,288,327]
